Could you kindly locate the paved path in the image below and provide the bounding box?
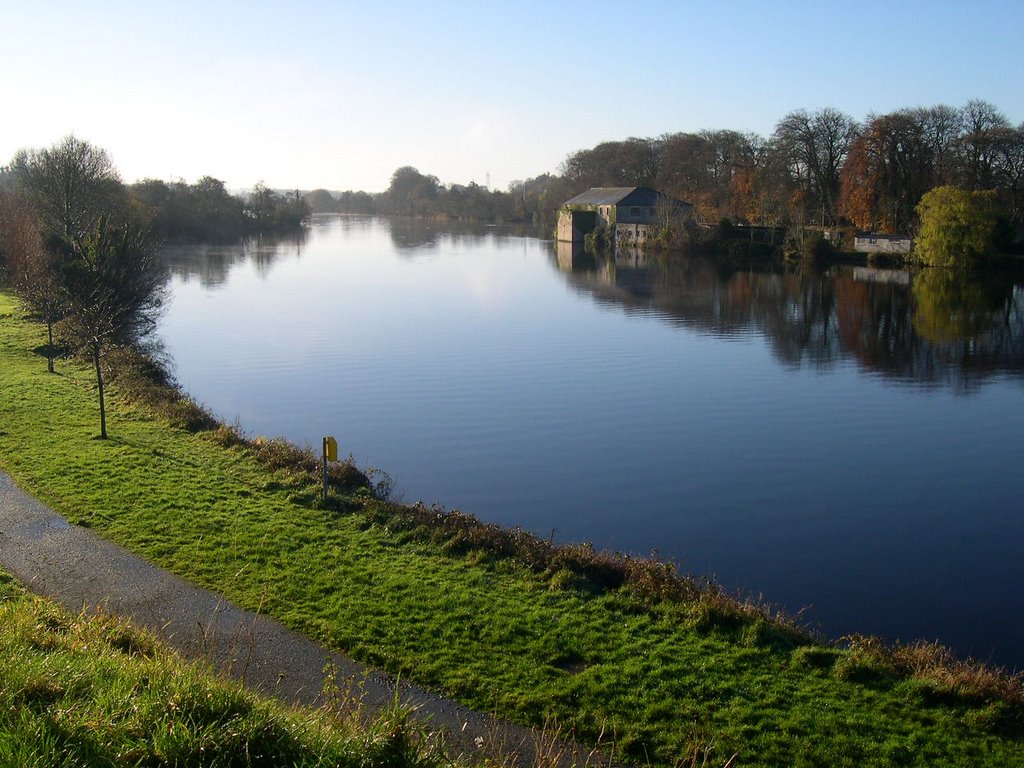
[0,471,594,766]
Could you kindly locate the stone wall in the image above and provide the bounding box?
[615,222,655,246]
[556,209,599,242]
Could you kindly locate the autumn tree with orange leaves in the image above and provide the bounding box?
[839,111,935,233]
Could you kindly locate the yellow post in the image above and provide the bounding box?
[322,436,338,502]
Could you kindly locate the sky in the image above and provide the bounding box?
[2,0,1022,194]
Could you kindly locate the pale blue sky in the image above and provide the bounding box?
[2,0,1021,192]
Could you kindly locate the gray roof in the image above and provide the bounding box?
[563,187,688,208]
[564,187,639,206]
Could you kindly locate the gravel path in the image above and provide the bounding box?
[0,471,593,766]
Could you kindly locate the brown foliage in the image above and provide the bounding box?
[838,135,878,230]
[842,635,1024,711]
[0,191,43,280]
[362,499,801,640]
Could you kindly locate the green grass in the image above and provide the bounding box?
[0,567,455,768]
[1,290,1022,767]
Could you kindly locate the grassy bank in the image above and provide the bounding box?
[0,568,454,767]
[1,291,1022,766]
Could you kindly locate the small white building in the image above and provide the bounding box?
[854,233,913,255]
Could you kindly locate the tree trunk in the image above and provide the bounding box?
[46,321,55,373]
[92,341,107,439]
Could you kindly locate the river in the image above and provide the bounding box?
[158,215,1024,669]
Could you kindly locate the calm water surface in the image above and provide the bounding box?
[159,216,1024,668]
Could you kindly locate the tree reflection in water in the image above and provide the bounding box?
[555,242,1024,392]
[160,229,310,289]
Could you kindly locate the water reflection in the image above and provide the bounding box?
[387,217,542,253]
[161,230,309,288]
[554,241,1024,391]
[386,217,445,249]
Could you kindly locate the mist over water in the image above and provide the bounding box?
[159,215,1024,669]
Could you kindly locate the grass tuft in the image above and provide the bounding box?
[0,577,469,768]
[790,645,840,671]
[843,635,1024,709]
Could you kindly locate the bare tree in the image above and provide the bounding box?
[10,135,125,241]
[560,139,658,190]
[916,104,962,185]
[991,123,1024,223]
[6,136,129,377]
[957,99,1010,190]
[774,108,860,225]
[0,191,67,372]
[60,217,167,438]
[654,132,716,215]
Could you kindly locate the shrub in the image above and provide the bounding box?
[914,186,1001,267]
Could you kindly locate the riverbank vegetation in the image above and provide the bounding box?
[130,177,310,243]
[2,291,1022,766]
[311,99,1022,265]
[0,567,461,768]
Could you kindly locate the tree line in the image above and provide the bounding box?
[129,177,309,242]
[304,167,541,226]
[555,99,1023,236]
[307,167,578,233]
[315,99,1022,252]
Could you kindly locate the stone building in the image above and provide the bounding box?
[556,187,692,246]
